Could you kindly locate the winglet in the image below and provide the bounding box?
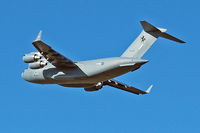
[145,84,153,94]
[35,30,42,41]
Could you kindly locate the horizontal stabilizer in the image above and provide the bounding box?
[141,20,185,43]
[140,21,162,38]
[160,32,185,43]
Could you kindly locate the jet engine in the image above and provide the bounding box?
[23,52,42,63]
[84,82,103,91]
[28,60,48,69]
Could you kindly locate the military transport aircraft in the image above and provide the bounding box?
[22,21,185,95]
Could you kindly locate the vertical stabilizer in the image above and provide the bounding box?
[121,21,185,58]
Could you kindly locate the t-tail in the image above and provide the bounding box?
[121,21,185,58]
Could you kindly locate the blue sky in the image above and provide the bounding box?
[0,0,200,132]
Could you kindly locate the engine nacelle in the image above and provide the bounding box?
[84,82,103,92]
[28,60,48,69]
[23,52,42,63]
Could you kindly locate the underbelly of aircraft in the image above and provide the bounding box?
[53,66,134,86]
[30,64,139,87]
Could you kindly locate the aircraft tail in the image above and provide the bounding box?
[121,21,185,58]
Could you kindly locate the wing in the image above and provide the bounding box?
[103,79,152,95]
[32,31,76,68]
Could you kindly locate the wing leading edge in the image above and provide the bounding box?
[103,79,152,95]
[32,31,76,68]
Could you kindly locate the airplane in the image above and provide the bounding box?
[21,21,185,95]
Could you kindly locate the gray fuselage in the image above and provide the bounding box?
[22,57,147,87]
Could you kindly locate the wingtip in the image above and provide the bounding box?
[146,84,153,94]
[180,40,186,43]
[35,30,42,41]
[140,20,147,23]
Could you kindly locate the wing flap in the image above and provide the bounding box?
[104,79,152,95]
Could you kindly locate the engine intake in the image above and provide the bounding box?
[23,52,42,63]
[29,60,47,69]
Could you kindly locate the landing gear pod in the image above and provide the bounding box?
[84,82,103,91]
